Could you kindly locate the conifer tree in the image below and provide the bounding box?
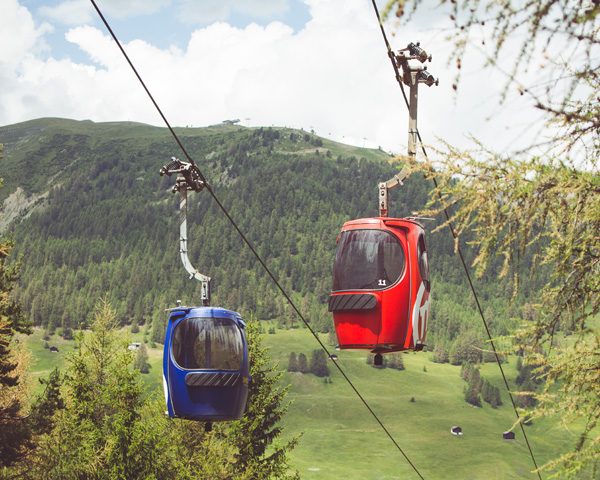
[309,349,330,377]
[297,352,308,373]
[481,379,492,406]
[460,362,472,382]
[228,321,299,479]
[28,300,147,479]
[387,353,405,371]
[490,385,502,409]
[287,352,298,372]
[0,169,32,468]
[432,342,449,363]
[133,343,150,374]
[464,375,482,408]
[29,368,64,435]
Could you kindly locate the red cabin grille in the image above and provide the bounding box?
[328,293,377,312]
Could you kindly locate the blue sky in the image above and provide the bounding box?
[20,0,312,63]
[1,0,547,154]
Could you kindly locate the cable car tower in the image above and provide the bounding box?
[330,42,437,366]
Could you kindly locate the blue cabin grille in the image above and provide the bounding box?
[185,371,241,388]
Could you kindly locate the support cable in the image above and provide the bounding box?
[369,1,542,478]
[89,1,425,478]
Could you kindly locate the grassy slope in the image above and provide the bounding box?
[22,326,576,480]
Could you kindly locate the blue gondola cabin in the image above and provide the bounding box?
[163,306,250,421]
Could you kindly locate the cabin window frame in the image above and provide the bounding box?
[171,316,244,372]
[332,228,406,293]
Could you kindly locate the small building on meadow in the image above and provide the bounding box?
[450,426,463,436]
[503,431,515,440]
[128,342,141,351]
[49,346,59,353]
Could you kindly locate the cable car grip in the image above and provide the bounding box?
[160,156,206,193]
[160,157,211,306]
[378,41,438,217]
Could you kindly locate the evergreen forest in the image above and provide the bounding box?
[0,117,518,360]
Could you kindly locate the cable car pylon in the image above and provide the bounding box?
[330,42,437,366]
[159,158,250,428]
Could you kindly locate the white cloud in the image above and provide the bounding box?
[2,0,545,155]
[0,0,52,66]
[177,0,290,25]
[38,0,172,25]
[38,0,93,26]
[100,0,173,18]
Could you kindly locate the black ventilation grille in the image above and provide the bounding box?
[185,372,240,388]
[328,293,377,312]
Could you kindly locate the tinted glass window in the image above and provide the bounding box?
[333,229,405,291]
[172,317,243,370]
[417,235,429,282]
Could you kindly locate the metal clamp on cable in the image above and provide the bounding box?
[160,156,206,192]
[160,156,211,306]
[379,42,437,217]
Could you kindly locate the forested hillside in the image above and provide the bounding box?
[1,118,517,355]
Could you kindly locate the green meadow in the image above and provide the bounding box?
[22,326,576,480]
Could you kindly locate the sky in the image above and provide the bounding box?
[1,0,547,155]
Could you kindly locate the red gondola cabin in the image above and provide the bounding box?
[329,217,430,355]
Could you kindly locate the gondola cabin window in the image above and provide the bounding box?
[332,229,405,291]
[172,317,243,371]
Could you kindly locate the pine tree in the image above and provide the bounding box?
[133,343,150,374]
[29,368,64,435]
[287,352,298,372]
[309,350,330,377]
[464,376,482,407]
[0,236,31,468]
[460,362,473,382]
[481,379,492,405]
[490,385,502,409]
[463,367,482,407]
[387,353,405,371]
[228,320,299,479]
[387,1,599,471]
[449,333,483,365]
[130,319,139,334]
[432,342,449,363]
[469,367,481,390]
[150,311,166,344]
[297,352,308,373]
[28,300,147,479]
